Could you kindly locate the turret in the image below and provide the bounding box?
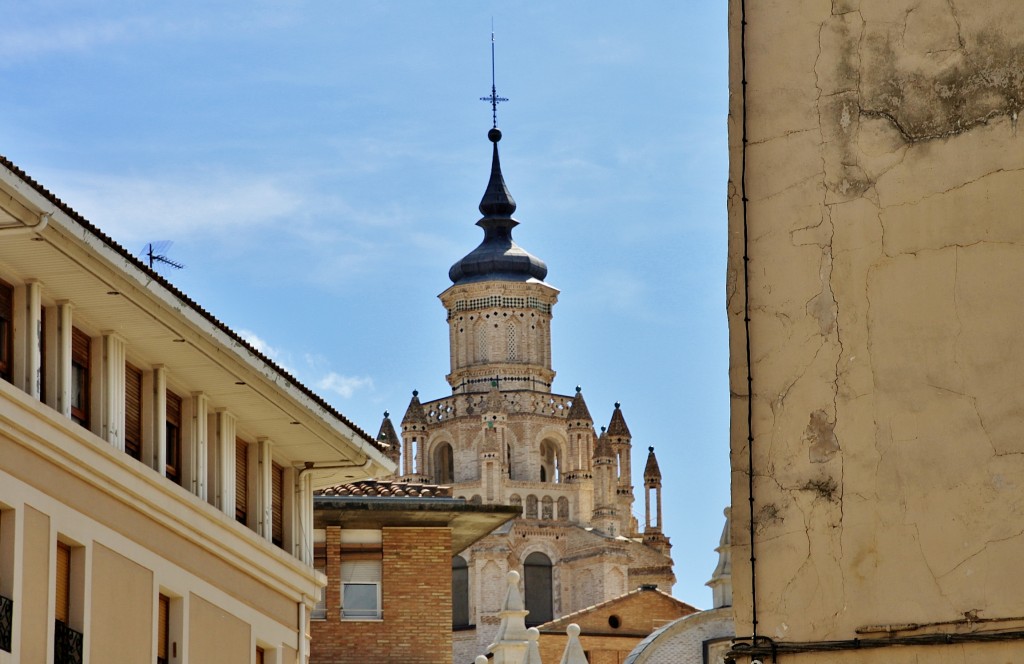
[565,387,596,477]
[606,402,636,535]
[591,428,619,536]
[375,410,401,472]
[706,508,732,609]
[642,446,671,555]
[400,390,430,481]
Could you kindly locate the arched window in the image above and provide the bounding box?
[539,440,561,483]
[507,322,518,361]
[433,442,454,484]
[452,556,470,628]
[510,494,523,516]
[476,322,489,363]
[526,495,538,519]
[541,496,553,520]
[557,496,570,520]
[524,552,553,626]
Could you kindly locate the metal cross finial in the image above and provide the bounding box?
[480,31,508,128]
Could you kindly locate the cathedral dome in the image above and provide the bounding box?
[448,128,548,285]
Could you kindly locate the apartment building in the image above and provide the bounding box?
[0,156,394,663]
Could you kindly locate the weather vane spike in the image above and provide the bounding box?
[480,29,508,129]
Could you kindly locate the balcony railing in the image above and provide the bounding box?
[0,595,11,652]
[54,620,83,664]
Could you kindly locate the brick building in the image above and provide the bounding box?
[309,480,518,664]
[535,585,697,664]
[380,123,677,662]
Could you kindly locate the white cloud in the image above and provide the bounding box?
[34,169,304,245]
[316,372,374,399]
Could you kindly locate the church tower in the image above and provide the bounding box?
[384,64,675,661]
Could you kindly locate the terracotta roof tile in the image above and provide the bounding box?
[315,479,453,499]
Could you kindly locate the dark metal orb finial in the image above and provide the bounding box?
[488,127,502,143]
[649,446,654,453]
[614,401,621,409]
[412,389,419,397]
[383,410,389,418]
[575,385,582,393]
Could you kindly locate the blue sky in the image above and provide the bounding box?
[1,1,729,607]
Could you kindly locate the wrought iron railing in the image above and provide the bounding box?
[54,620,83,664]
[0,594,11,652]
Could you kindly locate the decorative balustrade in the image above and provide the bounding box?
[54,620,83,664]
[0,595,11,653]
[422,392,575,425]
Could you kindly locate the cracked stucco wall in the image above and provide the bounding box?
[727,0,1024,653]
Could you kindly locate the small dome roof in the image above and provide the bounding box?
[448,129,548,285]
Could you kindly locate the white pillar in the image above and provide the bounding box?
[187,392,209,499]
[296,470,313,565]
[100,332,126,450]
[54,302,72,417]
[23,280,42,399]
[153,366,167,474]
[282,465,297,558]
[214,409,237,516]
[256,438,273,541]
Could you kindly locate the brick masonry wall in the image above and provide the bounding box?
[310,526,453,664]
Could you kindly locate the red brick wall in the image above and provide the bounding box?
[310,526,453,664]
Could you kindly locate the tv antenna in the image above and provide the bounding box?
[480,29,508,129]
[143,241,184,270]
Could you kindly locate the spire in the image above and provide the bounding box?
[448,39,547,286]
[644,446,662,482]
[376,411,401,464]
[402,390,427,426]
[606,402,631,438]
[566,386,593,422]
[706,507,733,609]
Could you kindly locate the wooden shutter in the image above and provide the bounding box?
[272,461,284,547]
[165,391,182,483]
[0,279,11,383]
[71,327,90,426]
[235,438,247,524]
[157,594,169,663]
[55,542,71,624]
[124,364,142,460]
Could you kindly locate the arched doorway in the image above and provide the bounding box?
[523,551,553,625]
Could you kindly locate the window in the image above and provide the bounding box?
[0,509,12,653]
[158,594,170,664]
[70,327,90,427]
[54,541,83,663]
[433,442,454,484]
[165,391,182,484]
[125,364,143,461]
[235,438,248,524]
[255,646,264,664]
[272,461,284,548]
[452,556,470,628]
[523,552,553,626]
[0,279,11,384]
[340,530,382,620]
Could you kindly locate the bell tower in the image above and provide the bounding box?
[440,126,558,395]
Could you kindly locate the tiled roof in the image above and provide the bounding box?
[402,390,428,425]
[315,480,453,499]
[566,386,593,421]
[0,155,383,453]
[606,402,631,438]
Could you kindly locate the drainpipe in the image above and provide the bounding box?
[0,211,50,235]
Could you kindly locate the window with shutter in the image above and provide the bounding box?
[55,542,70,624]
[235,438,247,524]
[165,391,182,484]
[0,279,11,384]
[124,364,142,461]
[340,560,382,619]
[340,530,383,620]
[157,594,169,664]
[271,461,284,547]
[70,328,90,427]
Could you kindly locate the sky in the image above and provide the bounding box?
[0,1,730,607]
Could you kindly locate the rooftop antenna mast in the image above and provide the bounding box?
[480,27,508,128]
[143,241,184,270]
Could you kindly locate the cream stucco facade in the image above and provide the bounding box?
[727,1,1024,661]
[0,157,394,663]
